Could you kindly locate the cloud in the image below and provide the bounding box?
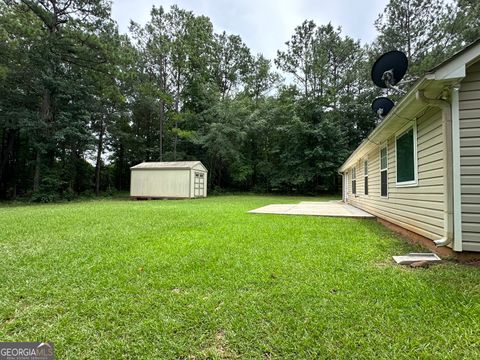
[111,0,389,60]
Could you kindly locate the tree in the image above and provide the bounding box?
[374,0,448,76]
[194,97,253,189]
[441,0,480,50]
[1,0,476,200]
[0,4,41,198]
[211,32,253,99]
[244,55,280,103]
[3,0,115,194]
[276,21,366,109]
[275,20,316,99]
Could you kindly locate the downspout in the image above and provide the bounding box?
[451,86,463,251]
[337,171,345,203]
[416,90,454,247]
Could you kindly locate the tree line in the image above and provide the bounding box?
[0,0,479,201]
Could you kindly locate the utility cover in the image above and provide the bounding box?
[392,253,441,265]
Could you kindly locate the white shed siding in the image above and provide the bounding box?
[459,61,480,251]
[346,108,445,240]
[130,169,190,198]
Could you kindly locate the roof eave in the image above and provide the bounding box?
[338,76,429,173]
[130,161,208,171]
[131,166,191,170]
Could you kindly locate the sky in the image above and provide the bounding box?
[111,0,389,60]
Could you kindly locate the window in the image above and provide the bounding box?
[351,167,356,195]
[396,124,417,186]
[364,160,368,195]
[380,145,388,197]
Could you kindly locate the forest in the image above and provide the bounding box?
[0,0,479,201]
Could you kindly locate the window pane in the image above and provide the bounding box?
[381,170,388,197]
[365,176,368,195]
[364,160,368,175]
[396,128,415,182]
[380,147,387,169]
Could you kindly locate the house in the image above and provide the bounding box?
[339,39,480,253]
[130,161,208,199]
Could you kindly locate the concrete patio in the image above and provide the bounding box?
[248,201,375,218]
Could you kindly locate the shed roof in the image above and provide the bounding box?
[131,161,207,171]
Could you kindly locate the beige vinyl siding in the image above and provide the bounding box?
[459,61,480,251]
[345,108,445,240]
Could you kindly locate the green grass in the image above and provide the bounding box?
[0,195,479,359]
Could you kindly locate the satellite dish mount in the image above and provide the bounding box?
[381,69,405,94]
[371,50,409,95]
[372,97,395,121]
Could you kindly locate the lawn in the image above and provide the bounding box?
[0,195,479,359]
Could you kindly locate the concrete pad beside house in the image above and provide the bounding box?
[248,201,375,218]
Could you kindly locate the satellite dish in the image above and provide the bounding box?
[371,50,408,93]
[372,97,395,119]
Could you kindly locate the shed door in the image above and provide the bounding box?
[194,172,205,197]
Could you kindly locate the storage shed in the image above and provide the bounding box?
[130,161,208,199]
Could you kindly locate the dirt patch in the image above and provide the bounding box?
[195,329,239,359]
[377,218,480,264]
[463,260,480,267]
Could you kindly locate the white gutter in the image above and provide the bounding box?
[416,90,454,247]
[451,85,463,251]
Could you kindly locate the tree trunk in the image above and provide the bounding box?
[95,119,105,196]
[173,121,177,160]
[0,130,15,197]
[0,130,6,188]
[173,72,181,161]
[11,132,18,199]
[33,150,41,192]
[116,143,125,191]
[158,58,167,162]
[34,89,53,192]
[159,101,164,161]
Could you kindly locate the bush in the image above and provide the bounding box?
[30,191,58,203]
[62,187,76,201]
[81,189,95,198]
[30,174,61,203]
[104,186,117,197]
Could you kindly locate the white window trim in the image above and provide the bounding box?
[379,142,388,198]
[395,121,418,187]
